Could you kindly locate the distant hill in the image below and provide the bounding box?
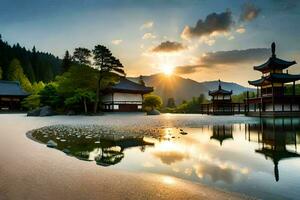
[129,73,254,105]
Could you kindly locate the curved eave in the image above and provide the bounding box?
[248,77,267,86]
[268,74,300,83]
[209,89,232,96]
[109,87,153,94]
[254,57,296,72]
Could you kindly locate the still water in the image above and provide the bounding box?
[29,117,300,200]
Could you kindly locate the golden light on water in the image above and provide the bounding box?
[162,176,176,185]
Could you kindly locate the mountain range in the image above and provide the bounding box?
[129,73,254,105]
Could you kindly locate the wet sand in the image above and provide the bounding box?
[0,114,255,200]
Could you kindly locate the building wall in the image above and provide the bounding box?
[213,95,231,100]
[113,93,142,102]
[102,92,143,111]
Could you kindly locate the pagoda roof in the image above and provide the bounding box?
[109,77,153,94]
[248,73,300,86]
[0,80,29,96]
[253,42,296,73]
[254,57,296,72]
[209,80,232,96]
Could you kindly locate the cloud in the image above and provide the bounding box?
[174,65,205,74]
[140,21,154,30]
[142,32,156,40]
[181,10,234,40]
[111,39,122,45]
[236,27,246,34]
[240,2,261,22]
[152,41,187,53]
[174,48,270,74]
[153,151,189,165]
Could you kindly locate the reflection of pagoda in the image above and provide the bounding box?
[210,125,233,146]
[247,42,300,117]
[208,80,233,115]
[246,119,300,182]
[95,138,154,166]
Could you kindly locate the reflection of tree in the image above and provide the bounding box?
[247,118,300,182]
[95,138,155,167]
[210,125,233,146]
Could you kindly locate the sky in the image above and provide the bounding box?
[1,0,300,86]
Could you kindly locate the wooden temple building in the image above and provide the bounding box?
[102,77,153,112]
[246,42,300,117]
[0,80,28,111]
[200,80,244,115]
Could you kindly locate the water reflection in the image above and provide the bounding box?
[246,118,300,182]
[28,118,300,199]
[210,125,233,146]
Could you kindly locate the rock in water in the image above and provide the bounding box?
[40,106,55,117]
[147,109,160,115]
[27,108,41,116]
[47,140,57,148]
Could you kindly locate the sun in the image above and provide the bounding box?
[163,65,174,75]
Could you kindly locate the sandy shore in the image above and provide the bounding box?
[0,114,255,200]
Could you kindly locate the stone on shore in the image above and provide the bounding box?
[40,106,55,117]
[27,106,55,117]
[147,109,160,115]
[46,140,58,148]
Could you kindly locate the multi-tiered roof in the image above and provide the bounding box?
[208,80,232,97]
[249,42,300,86]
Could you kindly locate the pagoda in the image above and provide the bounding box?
[210,125,233,146]
[246,119,300,182]
[247,42,300,117]
[208,80,233,115]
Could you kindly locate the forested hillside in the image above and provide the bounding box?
[0,34,62,83]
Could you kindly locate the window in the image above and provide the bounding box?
[114,105,119,110]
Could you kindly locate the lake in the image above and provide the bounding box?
[1,114,300,199]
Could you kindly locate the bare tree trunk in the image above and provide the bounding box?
[83,98,87,114]
[94,73,102,113]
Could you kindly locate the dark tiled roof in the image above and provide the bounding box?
[254,56,296,72]
[110,77,153,93]
[209,85,232,96]
[248,73,300,86]
[0,80,29,96]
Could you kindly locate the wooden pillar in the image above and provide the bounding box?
[292,81,296,112]
[246,91,249,113]
[272,83,275,112]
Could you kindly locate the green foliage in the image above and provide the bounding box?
[166,97,176,108]
[73,48,91,65]
[64,89,96,113]
[232,91,256,103]
[92,44,125,113]
[163,94,208,113]
[143,94,163,110]
[7,58,33,92]
[31,81,45,94]
[22,94,41,110]
[39,83,62,109]
[0,36,61,83]
[62,50,72,72]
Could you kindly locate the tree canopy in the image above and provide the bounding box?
[143,94,163,110]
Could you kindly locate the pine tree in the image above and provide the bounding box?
[62,50,72,73]
[7,59,32,92]
[92,45,125,113]
[139,75,145,86]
